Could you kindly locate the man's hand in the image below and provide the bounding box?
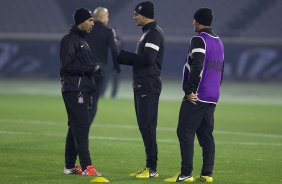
[186,92,198,105]
[93,64,102,76]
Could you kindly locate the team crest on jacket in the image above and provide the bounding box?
[77,92,84,104]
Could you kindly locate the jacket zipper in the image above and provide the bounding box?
[78,77,81,90]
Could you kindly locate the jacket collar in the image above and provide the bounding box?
[94,21,104,27]
[142,21,156,32]
[199,27,217,37]
[199,27,212,34]
[70,25,87,38]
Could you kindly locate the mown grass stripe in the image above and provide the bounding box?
[1,118,282,139]
[1,130,282,147]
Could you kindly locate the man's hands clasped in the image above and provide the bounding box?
[186,92,198,105]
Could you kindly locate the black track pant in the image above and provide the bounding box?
[95,75,106,97]
[134,90,159,171]
[62,91,97,170]
[177,99,216,176]
[95,65,120,98]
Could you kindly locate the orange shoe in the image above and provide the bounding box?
[64,165,82,175]
[82,165,102,176]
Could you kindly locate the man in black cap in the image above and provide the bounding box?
[60,8,102,176]
[117,1,164,179]
[164,8,224,183]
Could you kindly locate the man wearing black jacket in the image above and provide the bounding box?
[117,1,164,179]
[60,8,101,176]
[86,7,120,98]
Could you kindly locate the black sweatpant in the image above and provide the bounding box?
[134,90,159,171]
[177,99,216,176]
[95,75,105,97]
[95,64,120,98]
[62,91,97,170]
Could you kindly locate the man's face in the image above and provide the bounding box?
[193,19,199,32]
[80,17,94,33]
[133,12,145,26]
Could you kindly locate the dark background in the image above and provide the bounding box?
[0,0,281,82]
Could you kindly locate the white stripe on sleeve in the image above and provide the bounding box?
[191,48,206,54]
[145,43,160,51]
[185,63,190,70]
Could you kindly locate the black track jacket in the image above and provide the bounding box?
[86,21,119,70]
[60,26,98,92]
[118,21,164,94]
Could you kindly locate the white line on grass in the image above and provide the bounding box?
[1,80,282,105]
[1,118,282,139]
[1,130,282,147]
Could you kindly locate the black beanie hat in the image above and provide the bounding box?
[135,1,154,19]
[73,8,92,25]
[193,8,213,26]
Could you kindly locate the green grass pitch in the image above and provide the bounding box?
[0,89,282,183]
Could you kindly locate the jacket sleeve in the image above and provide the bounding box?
[120,29,162,67]
[107,29,119,67]
[184,36,205,95]
[60,36,94,76]
[117,50,133,66]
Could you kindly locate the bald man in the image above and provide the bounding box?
[86,7,120,101]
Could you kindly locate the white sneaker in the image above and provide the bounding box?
[64,165,82,175]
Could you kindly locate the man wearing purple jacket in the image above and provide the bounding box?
[164,8,224,183]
